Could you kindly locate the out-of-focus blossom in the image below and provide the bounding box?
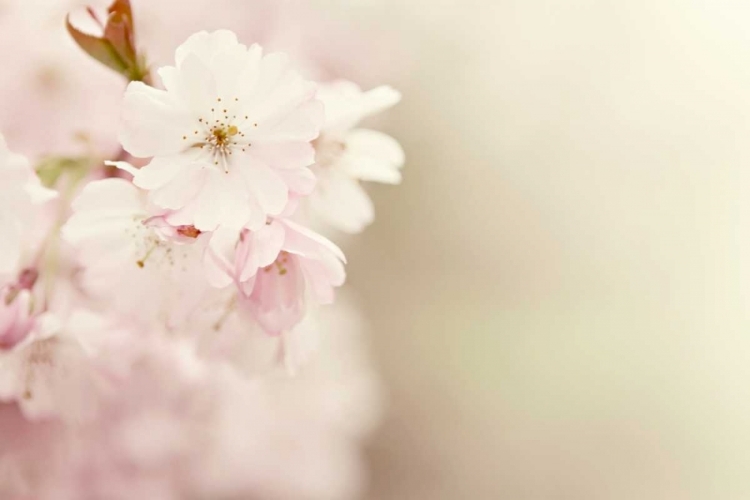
[0,1,400,495]
[120,30,323,231]
[0,0,402,160]
[0,310,134,423]
[306,81,404,233]
[0,289,35,352]
[136,0,400,86]
[206,219,346,335]
[0,0,124,159]
[62,177,215,327]
[0,299,381,500]
[0,134,57,278]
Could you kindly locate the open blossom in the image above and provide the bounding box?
[306,81,405,233]
[0,134,56,278]
[0,309,134,423]
[120,30,324,232]
[62,176,218,327]
[206,219,346,335]
[0,0,402,492]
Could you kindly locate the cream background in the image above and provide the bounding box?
[324,1,750,498]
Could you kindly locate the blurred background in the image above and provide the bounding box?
[326,1,750,498]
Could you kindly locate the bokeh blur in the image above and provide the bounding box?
[326,1,750,498]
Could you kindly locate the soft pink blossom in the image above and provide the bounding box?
[206,219,346,334]
[306,81,405,233]
[62,177,219,328]
[120,30,323,232]
[0,289,35,352]
[0,134,57,278]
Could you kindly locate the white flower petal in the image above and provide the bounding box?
[241,164,288,216]
[320,82,401,134]
[309,175,375,234]
[132,156,187,191]
[175,30,240,67]
[339,129,404,184]
[120,82,193,158]
[281,219,346,263]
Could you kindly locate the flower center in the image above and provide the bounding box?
[313,137,346,168]
[209,125,238,149]
[263,251,291,276]
[183,97,259,173]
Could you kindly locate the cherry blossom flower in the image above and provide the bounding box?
[0,309,133,423]
[0,1,402,494]
[0,134,56,278]
[120,30,324,232]
[62,176,216,327]
[0,0,400,160]
[306,80,405,233]
[205,219,346,335]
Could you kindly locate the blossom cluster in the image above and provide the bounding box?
[0,1,403,498]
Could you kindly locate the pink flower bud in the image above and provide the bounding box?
[0,288,35,351]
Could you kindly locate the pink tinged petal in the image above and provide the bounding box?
[132,156,186,191]
[175,30,240,67]
[340,129,405,184]
[357,85,402,118]
[317,80,362,125]
[210,45,262,99]
[244,221,286,278]
[309,175,375,234]
[149,164,205,210]
[280,195,302,218]
[251,142,315,170]
[249,52,294,105]
[188,172,251,231]
[216,223,284,287]
[245,257,306,335]
[301,253,346,305]
[238,273,256,299]
[0,216,22,275]
[0,290,34,350]
[164,184,262,232]
[276,167,316,196]
[240,163,288,216]
[160,54,217,115]
[192,173,228,231]
[320,82,402,134]
[280,219,347,263]
[69,178,142,215]
[204,227,239,288]
[233,44,264,99]
[256,99,325,143]
[249,75,317,129]
[217,171,254,229]
[119,82,193,158]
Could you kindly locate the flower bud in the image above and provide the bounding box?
[0,288,35,351]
